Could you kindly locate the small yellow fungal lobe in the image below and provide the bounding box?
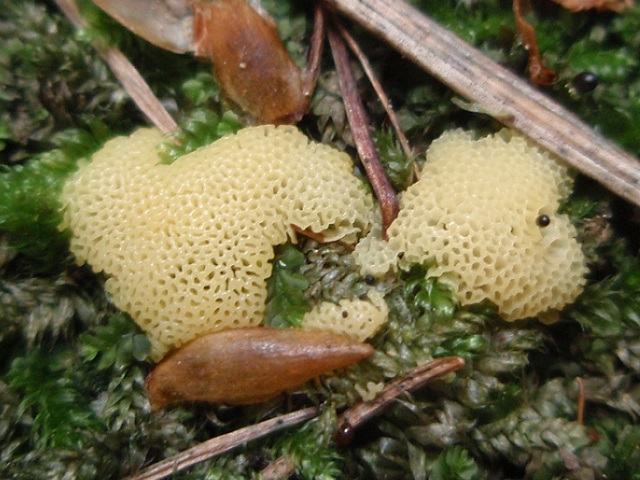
[61,125,373,359]
[352,209,399,277]
[301,290,389,341]
[384,129,586,321]
[355,380,385,401]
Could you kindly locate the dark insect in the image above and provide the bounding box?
[536,214,551,227]
[572,71,599,94]
[333,420,355,447]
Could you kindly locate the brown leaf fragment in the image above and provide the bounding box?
[552,0,634,12]
[92,0,194,53]
[191,0,309,124]
[513,0,558,86]
[146,327,373,409]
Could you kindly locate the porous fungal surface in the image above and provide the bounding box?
[61,125,374,359]
[356,129,587,321]
[301,290,389,342]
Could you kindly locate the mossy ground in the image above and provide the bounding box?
[1,0,639,478]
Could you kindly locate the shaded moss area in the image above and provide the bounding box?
[1,0,639,479]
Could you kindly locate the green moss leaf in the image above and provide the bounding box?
[567,41,638,84]
[0,123,111,273]
[158,109,243,164]
[5,347,104,450]
[181,72,221,106]
[401,265,458,322]
[430,446,481,480]
[265,244,310,328]
[272,409,342,480]
[601,423,640,479]
[373,129,414,190]
[79,313,151,371]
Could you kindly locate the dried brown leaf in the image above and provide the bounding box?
[552,0,634,12]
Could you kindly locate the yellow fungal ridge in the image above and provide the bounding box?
[356,129,587,321]
[61,125,374,360]
[301,290,389,342]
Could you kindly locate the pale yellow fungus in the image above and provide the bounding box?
[301,290,389,341]
[354,380,385,402]
[61,125,374,359]
[355,129,587,321]
[352,209,399,277]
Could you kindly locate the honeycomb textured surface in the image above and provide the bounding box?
[61,126,374,359]
[367,129,586,321]
[301,290,389,341]
[352,210,399,277]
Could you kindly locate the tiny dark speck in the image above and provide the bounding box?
[334,420,355,447]
[572,71,599,94]
[342,310,349,318]
[536,214,551,227]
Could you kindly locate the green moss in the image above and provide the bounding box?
[265,244,310,328]
[272,409,343,480]
[1,0,640,478]
[429,447,481,480]
[0,123,112,274]
[158,108,243,165]
[0,1,139,163]
[373,130,414,191]
[5,346,104,450]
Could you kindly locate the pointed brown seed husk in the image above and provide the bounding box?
[147,326,374,409]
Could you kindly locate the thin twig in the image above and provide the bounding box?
[327,0,640,209]
[260,454,297,480]
[54,0,179,134]
[328,16,399,237]
[333,20,413,160]
[576,376,586,425]
[302,2,327,100]
[125,407,319,480]
[335,356,465,444]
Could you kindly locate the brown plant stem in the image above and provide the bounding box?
[333,20,413,161]
[303,2,327,100]
[327,0,640,210]
[576,376,586,425]
[328,16,399,237]
[334,356,465,444]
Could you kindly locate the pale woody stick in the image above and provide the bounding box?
[327,0,640,208]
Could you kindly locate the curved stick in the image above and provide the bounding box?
[335,356,465,445]
[125,407,319,480]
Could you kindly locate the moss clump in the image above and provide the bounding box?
[0,124,112,274]
[1,0,639,478]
